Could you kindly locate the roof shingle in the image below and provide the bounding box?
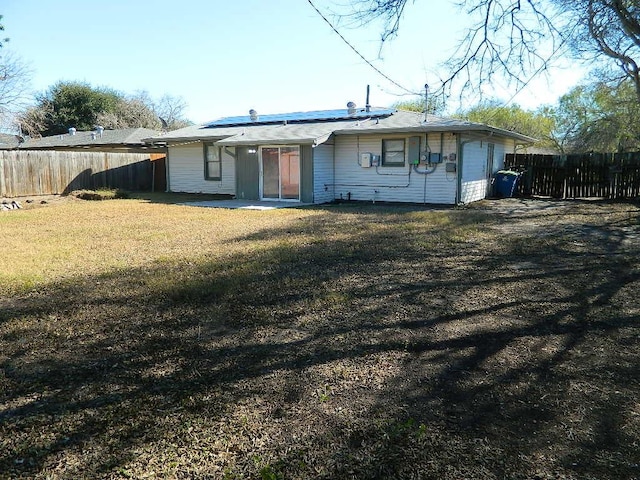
[144,108,536,146]
[3,128,161,150]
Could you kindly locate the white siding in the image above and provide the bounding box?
[166,134,517,204]
[313,143,334,204]
[459,138,515,203]
[168,143,235,195]
[332,133,458,204]
[493,140,512,171]
[460,141,487,204]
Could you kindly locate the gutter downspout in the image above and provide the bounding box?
[332,139,336,202]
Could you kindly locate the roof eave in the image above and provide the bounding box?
[143,135,230,145]
[334,124,536,143]
[216,136,323,147]
[13,144,166,152]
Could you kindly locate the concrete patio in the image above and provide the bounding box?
[180,199,312,210]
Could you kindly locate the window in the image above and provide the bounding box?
[204,143,221,180]
[382,139,405,166]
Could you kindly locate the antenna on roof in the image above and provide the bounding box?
[365,85,371,113]
[423,84,429,123]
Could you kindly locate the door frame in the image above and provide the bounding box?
[259,145,301,201]
[486,142,495,197]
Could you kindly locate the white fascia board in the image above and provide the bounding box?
[334,125,536,144]
[216,135,333,147]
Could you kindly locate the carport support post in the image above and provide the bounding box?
[0,154,4,197]
[456,135,464,204]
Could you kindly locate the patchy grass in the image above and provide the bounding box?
[1,197,639,479]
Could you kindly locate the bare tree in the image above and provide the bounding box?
[126,91,191,130]
[0,15,32,130]
[0,15,10,48]
[0,51,32,131]
[567,0,640,100]
[154,94,191,130]
[16,102,52,138]
[96,97,159,130]
[339,0,640,102]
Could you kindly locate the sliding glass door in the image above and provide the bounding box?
[260,146,300,200]
[262,147,281,199]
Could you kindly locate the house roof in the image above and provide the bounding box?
[0,133,20,149]
[204,107,395,127]
[144,108,536,147]
[2,128,164,152]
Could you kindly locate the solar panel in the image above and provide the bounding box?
[204,108,395,128]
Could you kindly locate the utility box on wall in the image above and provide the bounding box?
[429,153,442,164]
[445,162,457,173]
[408,136,421,165]
[361,152,372,168]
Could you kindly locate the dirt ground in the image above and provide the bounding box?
[1,196,639,479]
[0,194,80,210]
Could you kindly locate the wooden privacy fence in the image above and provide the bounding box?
[505,152,640,199]
[0,150,166,197]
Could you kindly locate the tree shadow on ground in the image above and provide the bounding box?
[1,203,639,478]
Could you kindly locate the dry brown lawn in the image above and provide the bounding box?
[1,194,639,479]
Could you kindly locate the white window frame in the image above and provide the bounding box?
[382,138,406,167]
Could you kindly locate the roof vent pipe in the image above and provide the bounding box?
[249,109,258,121]
[90,132,97,140]
[68,127,76,136]
[365,85,371,113]
[347,101,357,115]
[96,125,104,137]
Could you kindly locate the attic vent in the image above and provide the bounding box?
[68,127,76,136]
[347,101,357,115]
[249,109,258,121]
[96,125,104,137]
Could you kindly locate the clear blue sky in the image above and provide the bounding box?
[2,0,584,125]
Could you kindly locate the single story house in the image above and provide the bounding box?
[0,133,19,149]
[1,127,164,153]
[144,105,535,204]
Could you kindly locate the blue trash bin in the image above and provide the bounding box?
[493,170,520,198]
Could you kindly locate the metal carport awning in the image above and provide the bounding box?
[215,128,335,148]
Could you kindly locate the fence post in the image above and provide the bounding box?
[0,153,4,197]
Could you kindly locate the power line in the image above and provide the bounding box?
[306,0,417,96]
[484,27,576,119]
